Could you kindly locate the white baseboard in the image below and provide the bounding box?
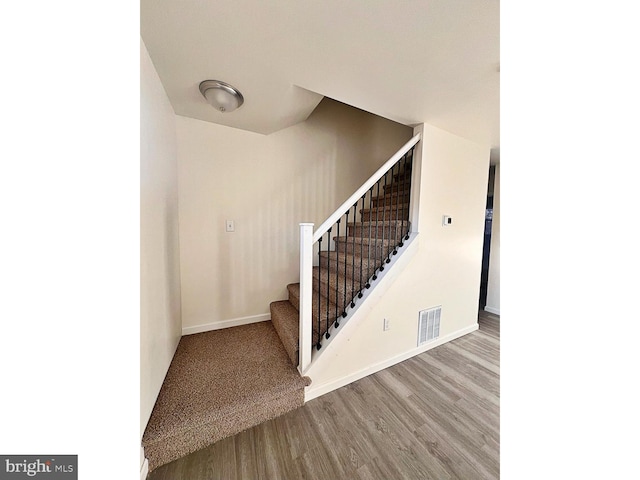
[140,457,149,480]
[304,323,479,401]
[182,313,270,336]
[484,306,500,316]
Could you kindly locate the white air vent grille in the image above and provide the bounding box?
[418,306,441,346]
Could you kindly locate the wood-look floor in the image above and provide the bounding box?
[148,311,500,480]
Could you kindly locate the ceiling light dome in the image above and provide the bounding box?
[199,80,244,113]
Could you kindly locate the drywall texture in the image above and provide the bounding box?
[306,123,490,390]
[140,38,182,439]
[176,99,412,329]
[486,164,500,314]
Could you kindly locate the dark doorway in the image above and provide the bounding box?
[479,166,496,309]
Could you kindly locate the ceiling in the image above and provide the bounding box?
[141,0,499,150]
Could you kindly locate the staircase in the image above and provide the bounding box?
[142,137,419,474]
[270,162,413,368]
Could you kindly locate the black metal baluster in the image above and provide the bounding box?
[399,153,407,247]
[325,229,331,340]
[334,219,341,327]
[358,195,365,298]
[342,210,348,318]
[350,203,357,308]
[405,149,413,240]
[366,186,373,289]
[380,170,387,270]
[392,162,398,255]
[406,151,411,234]
[372,178,381,281]
[316,237,322,350]
[385,165,392,265]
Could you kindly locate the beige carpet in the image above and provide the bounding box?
[142,321,311,471]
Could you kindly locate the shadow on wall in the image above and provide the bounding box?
[178,97,413,327]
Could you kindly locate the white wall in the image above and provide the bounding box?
[306,123,490,393]
[140,38,182,440]
[176,99,412,331]
[486,163,500,314]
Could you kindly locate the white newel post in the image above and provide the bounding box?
[299,223,314,373]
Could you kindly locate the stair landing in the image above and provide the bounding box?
[142,321,310,472]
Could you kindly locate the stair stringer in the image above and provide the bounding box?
[301,232,419,397]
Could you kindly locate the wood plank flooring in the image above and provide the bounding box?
[148,311,500,480]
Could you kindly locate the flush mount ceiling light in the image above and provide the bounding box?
[199,80,244,113]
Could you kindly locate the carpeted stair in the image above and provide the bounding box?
[142,321,311,471]
[270,165,412,366]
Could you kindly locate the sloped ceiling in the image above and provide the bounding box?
[141,0,499,149]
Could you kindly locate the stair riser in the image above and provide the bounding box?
[372,193,410,208]
[315,278,369,312]
[335,241,395,259]
[393,172,412,182]
[317,287,348,317]
[313,270,363,300]
[347,225,408,241]
[361,207,409,222]
[288,287,300,310]
[269,303,299,366]
[287,285,336,339]
[383,182,411,193]
[318,255,379,280]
